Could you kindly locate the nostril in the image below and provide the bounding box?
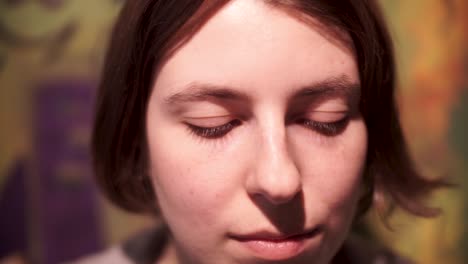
[251,189,301,206]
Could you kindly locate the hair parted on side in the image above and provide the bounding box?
[92,0,448,219]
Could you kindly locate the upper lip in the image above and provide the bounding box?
[229,227,321,241]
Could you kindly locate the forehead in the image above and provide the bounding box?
[153,0,359,99]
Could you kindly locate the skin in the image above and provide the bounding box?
[146,1,367,263]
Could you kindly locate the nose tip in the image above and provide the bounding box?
[249,175,302,205]
[246,136,302,205]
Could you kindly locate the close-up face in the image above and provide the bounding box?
[146,1,367,263]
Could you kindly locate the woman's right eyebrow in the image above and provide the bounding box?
[163,83,251,106]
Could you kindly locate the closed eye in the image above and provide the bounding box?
[186,119,242,139]
[186,115,348,140]
[296,117,349,136]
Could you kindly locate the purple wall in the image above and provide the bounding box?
[32,79,103,263]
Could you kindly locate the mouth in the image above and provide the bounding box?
[229,227,323,261]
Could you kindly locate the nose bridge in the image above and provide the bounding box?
[247,111,301,204]
[262,117,289,168]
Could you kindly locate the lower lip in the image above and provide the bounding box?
[234,230,320,261]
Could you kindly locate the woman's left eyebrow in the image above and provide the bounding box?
[290,75,360,102]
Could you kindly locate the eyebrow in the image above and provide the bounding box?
[164,83,250,105]
[164,75,360,105]
[288,75,361,109]
[290,75,360,104]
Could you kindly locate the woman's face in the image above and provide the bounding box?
[147,1,367,263]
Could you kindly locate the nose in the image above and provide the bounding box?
[245,121,302,205]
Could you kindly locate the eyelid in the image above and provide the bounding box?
[305,111,348,123]
[185,114,232,119]
[184,115,233,128]
[186,119,241,139]
[301,118,349,137]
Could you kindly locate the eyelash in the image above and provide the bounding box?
[187,119,242,139]
[187,117,348,139]
[297,117,349,137]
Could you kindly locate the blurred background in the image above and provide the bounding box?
[0,0,466,263]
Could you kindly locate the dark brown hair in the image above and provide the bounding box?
[92,0,447,218]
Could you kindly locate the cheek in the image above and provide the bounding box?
[297,119,367,221]
[150,150,219,226]
[147,124,244,229]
